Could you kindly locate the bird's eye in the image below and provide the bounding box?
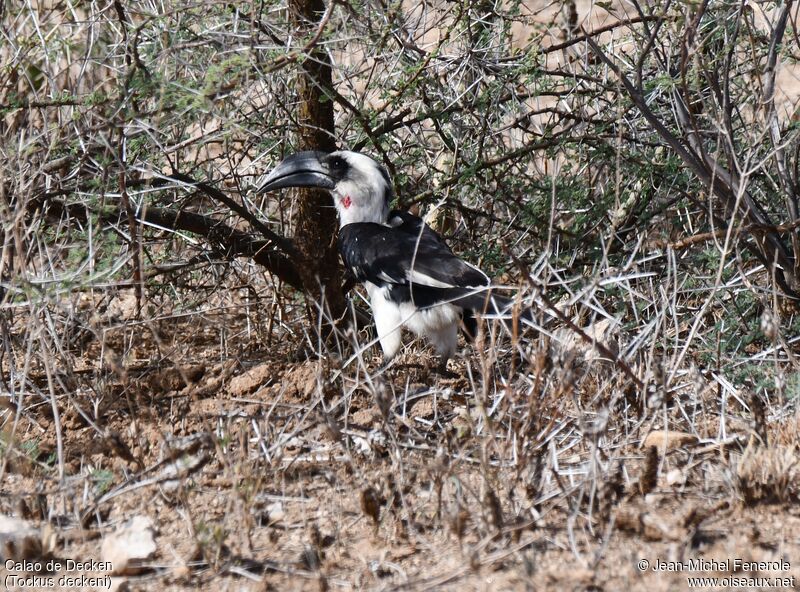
[329,157,344,169]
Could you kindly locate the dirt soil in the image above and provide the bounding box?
[2,290,800,592]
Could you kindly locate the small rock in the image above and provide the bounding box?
[264,502,285,525]
[170,563,191,580]
[157,451,210,493]
[228,363,274,396]
[101,516,157,575]
[408,397,435,419]
[666,468,686,486]
[106,292,138,322]
[350,407,381,428]
[643,430,698,450]
[552,318,619,363]
[282,363,320,399]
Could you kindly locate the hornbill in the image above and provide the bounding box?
[258,150,531,365]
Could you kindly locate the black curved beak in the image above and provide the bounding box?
[257,151,334,193]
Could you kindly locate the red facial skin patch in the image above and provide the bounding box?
[341,195,352,209]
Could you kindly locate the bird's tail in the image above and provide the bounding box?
[452,287,536,336]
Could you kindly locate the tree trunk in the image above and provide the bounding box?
[288,0,346,323]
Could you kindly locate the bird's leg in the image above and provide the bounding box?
[430,324,459,376]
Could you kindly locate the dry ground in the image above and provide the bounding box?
[2,288,800,592]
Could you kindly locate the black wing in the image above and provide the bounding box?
[338,211,489,309]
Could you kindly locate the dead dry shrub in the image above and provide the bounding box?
[736,444,800,506]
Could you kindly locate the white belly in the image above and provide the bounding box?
[365,283,459,333]
[364,282,460,360]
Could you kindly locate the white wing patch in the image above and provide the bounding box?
[407,269,456,289]
[377,271,395,283]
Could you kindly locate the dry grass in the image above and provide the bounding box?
[3,0,800,590]
[2,269,799,590]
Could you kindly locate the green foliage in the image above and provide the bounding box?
[194,521,228,561]
[91,468,115,494]
[4,0,797,397]
[19,439,40,461]
[201,55,250,101]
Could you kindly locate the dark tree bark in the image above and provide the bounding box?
[288,0,346,323]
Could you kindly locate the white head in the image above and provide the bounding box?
[258,150,393,227]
